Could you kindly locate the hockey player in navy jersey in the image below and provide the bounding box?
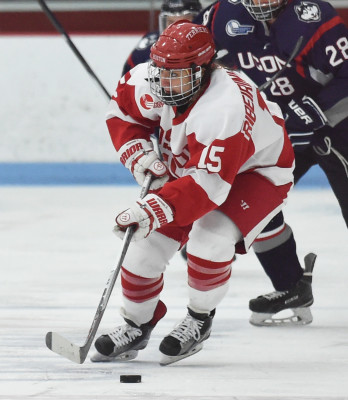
[191,0,348,325]
[121,0,203,76]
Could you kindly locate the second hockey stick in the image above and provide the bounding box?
[37,0,111,100]
[45,173,152,364]
[258,35,303,92]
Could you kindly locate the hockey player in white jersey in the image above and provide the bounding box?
[90,21,311,365]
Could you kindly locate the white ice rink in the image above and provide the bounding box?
[1,186,347,399]
[1,36,348,399]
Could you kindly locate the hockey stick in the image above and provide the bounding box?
[258,35,303,92]
[37,0,111,100]
[45,172,153,364]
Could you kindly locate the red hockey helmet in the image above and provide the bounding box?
[148,21,216,106]
[150,20,215,69]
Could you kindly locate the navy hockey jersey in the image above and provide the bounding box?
[122,32,159,76]
[195,0,348,132]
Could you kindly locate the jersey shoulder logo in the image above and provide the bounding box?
[140,94,163,110]
[226,20,254,37]
[295,1,321,23]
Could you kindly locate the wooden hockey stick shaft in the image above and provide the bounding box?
[37,0,111,100]
[46,173,153,364]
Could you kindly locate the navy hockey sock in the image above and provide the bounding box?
[253,214,303,291]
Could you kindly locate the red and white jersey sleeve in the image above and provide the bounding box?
[106,63,295,227]
[106,63,163,151]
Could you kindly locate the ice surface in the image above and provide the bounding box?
[1,34,347,400]
[1,186,347,399]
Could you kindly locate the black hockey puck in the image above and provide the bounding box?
[120,375,141,383]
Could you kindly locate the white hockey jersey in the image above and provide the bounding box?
[106,63,295,227]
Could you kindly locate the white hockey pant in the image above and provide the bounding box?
[120,210,242,325]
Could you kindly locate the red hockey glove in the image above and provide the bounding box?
[113,194,174,241]
[118,139,169,190]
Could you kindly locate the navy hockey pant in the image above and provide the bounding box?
[294,129,348,228]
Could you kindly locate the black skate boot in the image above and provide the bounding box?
[90,300,167,362]
[159,308,215,366]
[249,253,317,326]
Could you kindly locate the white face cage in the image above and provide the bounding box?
[159,10,200,33]
[241,0,287,21]
[148,62,203,106]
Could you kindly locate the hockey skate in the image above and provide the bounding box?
[90,300,167,362]
[159,308,215,366]
[249,252,317,326]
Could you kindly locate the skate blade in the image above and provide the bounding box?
[159,343,203,366]
[90,349,139,363]
[249,307,313,327]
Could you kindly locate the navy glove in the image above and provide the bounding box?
[285,95,328,151]
[285,95,327,131]
[287,131,315,152]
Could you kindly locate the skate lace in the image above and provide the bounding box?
[108,324,142,348]
[170,314,204,344]
[263,290,289,300]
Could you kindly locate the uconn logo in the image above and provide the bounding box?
[295,1,321,22]
[238,52,289,73]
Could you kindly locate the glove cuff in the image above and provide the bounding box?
[118,139,153,168]
[139,194,174,228]
[302,95,328,127]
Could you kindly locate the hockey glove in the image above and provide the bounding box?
[287,131,315,152]
[113,193,174,241]
[285,96,328,152]
[118,138,169,190]
[285,95,327,130]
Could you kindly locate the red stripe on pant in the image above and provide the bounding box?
[121,267,163,303]
[187,253,232,292]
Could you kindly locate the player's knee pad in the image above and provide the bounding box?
[122,231,180,277]
[187,210,242,261]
